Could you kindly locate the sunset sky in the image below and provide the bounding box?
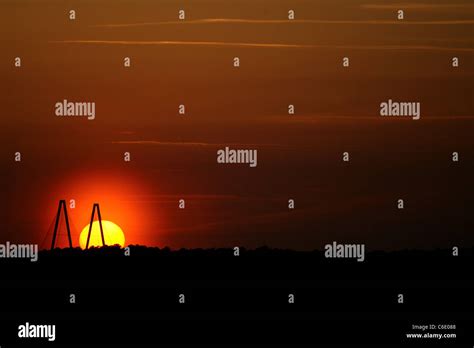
[1,0,473,250]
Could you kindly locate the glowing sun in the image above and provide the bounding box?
[79,220,125,249]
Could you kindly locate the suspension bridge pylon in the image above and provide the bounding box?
[85,203,106,249]
[51,199,73,250]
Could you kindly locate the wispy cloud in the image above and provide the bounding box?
[52,40,314,49]
[112,140,214,147]
[119,193,289,208]
[263,115,474,125]
[264,115,379,124]
[119,193,242,203]
[92,18,474,27]
[110,140,284,147]
[362,3,474,10]
[162,205,322,234]
[51,40,474,52]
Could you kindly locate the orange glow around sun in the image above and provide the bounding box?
[79,220,125,249]
[42,170,156,248]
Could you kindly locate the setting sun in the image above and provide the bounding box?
[79,220,125,249]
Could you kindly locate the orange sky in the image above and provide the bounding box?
[1,0,473,250]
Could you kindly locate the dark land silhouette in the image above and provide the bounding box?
[1,246,474,346]
[2,245,473,281]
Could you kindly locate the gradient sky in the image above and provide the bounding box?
[1,0,473,250]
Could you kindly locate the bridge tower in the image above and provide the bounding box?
[85,203,106,249]
[51,199,73,250]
